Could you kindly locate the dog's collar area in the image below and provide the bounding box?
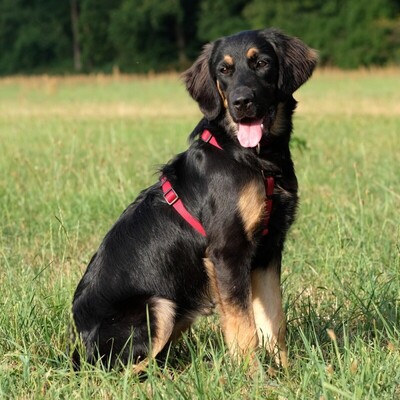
[200,129,223,150]
[161,129,274,237]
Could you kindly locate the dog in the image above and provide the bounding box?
[71,28,317,370]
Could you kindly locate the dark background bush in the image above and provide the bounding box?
[0,0,399,75]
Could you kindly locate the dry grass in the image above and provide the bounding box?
[0,73,199,119]
[1,68,400,119]
[298,67,400,116]
[1,102,199,119]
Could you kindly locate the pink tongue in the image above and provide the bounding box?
[237,120,263,148]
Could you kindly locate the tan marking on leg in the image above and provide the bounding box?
[221,303,258,358]
[217,80,228,109]
[238,181,265,240]
[151,297,176,356]
[204,257,223,310]
[132,359,149,374]
[251,266,288,367]
[204,257,258,358]
[133,297,175,373]
[223,54,234,65]
[246,47,259,59]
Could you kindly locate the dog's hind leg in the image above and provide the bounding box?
[251,260,288,368]
[94,296,176,370]
[130,297,176,373]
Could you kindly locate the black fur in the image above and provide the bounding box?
[71,28,317,368]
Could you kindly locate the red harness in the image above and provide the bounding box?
[160,130,274,237]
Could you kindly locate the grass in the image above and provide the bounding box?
[0,70,399,399]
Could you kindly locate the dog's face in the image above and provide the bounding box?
[183,29,318,147]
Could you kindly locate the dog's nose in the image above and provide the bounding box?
[231,88,254,113]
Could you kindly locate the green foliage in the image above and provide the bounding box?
[109,0,182,71]
[197,0,250,41]
[244,0,400,68]
[79,0,122,71]
[108,0,201,72]
[0,0,71,74]
[0,1,400,73]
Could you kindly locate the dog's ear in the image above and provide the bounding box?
[182,43,222,120]
[263,29,318,97]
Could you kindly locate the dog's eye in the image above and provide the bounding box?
[256,60,268,69]
[220,66,230,75]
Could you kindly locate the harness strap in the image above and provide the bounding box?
[160,176,207,237]
[201,129,223,150]
[161,130,274,237]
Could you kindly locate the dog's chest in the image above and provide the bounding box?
[236,174,297,240]
[237,179,267,239]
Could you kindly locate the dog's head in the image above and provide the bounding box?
[183,29,318,147]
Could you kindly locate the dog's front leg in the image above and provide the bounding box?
[204,257,258,359]
[251,258,288,368]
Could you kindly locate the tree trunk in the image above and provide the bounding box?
[70,0,82,72]
[175,18,188,68]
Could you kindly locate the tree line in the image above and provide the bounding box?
[0,0,399,75]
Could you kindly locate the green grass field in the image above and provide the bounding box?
[0,70,399,399]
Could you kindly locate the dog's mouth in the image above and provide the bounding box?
[236,108,276,148]
[237,119,263,148]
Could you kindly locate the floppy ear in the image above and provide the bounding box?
[182,43,222,120]
[263,29,318,97]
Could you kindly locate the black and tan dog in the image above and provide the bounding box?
[72,28,317,369]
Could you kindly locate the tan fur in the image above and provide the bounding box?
[203,257,223,311]
[204,258,258,358]
[246,47,259,59]
[221,303,258,357]
[223,54,234,65]
[251,266,288,367]
[217,80,228,109]
[224,109,238,136]
[238,181,265,240]
[132,297,175,373]
[150,297,176,356]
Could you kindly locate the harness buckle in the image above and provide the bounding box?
[164,187,179,205]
